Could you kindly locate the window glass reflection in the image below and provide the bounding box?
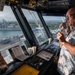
[22,9,48,45]
[0,6,30,64]
[43,15,65,38]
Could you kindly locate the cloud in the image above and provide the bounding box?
[0,6,17,21]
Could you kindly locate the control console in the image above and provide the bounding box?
[25,51,53,70]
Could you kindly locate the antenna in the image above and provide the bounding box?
[0,0,6,11]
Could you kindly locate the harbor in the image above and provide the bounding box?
[0,36,24,51]
[0,19,21,31]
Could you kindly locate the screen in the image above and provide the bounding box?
[37,51,53,61]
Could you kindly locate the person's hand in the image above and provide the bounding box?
[57,32,66,43]
[59,21,66,29]
[59,22,70,35]
[65,28,70,34]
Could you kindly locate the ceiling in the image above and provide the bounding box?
[22,0,75,14]
[5,0,75,14]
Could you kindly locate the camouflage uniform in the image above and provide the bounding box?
[58,27,75,75]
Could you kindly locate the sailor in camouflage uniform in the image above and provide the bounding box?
[57,8,75,75]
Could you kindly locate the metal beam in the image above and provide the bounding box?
[37,11,53,38]
[11,5,39,46]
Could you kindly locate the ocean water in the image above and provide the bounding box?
[0,30,23,40]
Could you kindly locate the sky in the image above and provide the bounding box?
[0,6,65,22]
[0,6,16,21]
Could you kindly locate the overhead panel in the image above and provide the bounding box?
[28,0,36,8]
[22,0,69,9]
[6,0,24,7]
[27,0,48,9]
[5,0,75,13]
[21,0,70,13]
[9,0,15,2]
[49,0,69,9]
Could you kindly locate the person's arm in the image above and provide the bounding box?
[62,41,75,55]
[57,32,75,55]
[59,41,63,48]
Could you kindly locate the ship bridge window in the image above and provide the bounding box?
[0,6,23,39]
[22,9,49,45]
[43,15,65,39]
[0,6,31,64]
